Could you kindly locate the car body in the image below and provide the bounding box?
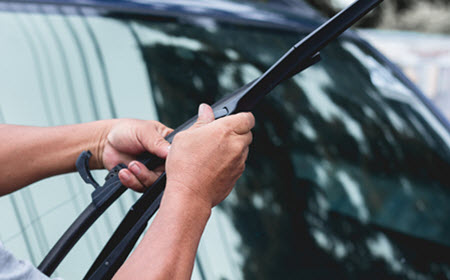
[0,0,449,279]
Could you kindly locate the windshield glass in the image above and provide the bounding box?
[130,18,450,279]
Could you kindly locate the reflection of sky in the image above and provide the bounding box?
[293,66,370,155]
[360,30,450,121]
[131,22,204,51]
[240,64,262,84]
[294,116,317,141]
[336,171,369,222]
[367,234,402,272]
[131,0,290,25]
[311,228,349,259]
[330,0,355,9]
[342,41,450,146]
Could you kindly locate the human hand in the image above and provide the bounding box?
[102,119,173,192]
[164,104,255,208]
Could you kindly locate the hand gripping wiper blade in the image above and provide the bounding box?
[38,0,382,277]
[81,0,383,278]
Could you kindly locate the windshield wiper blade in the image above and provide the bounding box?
[39,0,383,278]
[37,151,165,275]
[84,0,383,278]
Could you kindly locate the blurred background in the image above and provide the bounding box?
[236,0,450,120]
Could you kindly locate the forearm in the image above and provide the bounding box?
[0,121,116,195]
[114,185,211,280]
[113,107,254,279]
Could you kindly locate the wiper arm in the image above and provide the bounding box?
[38,0,383,277]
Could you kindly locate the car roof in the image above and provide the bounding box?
[5,0,330,33]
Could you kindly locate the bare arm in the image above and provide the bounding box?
[114,189,211,279]
[0,104,254,279]
[114,104,254,279]
[0,119,172,195]
[0,121,112,195]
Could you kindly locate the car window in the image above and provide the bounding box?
[130,17,450,279]
[1,4,449,280]
[0,8,159,279]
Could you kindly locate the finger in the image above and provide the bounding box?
[153,121,174,138]
[103,149,136,170]
[128,161,162,187]
[119,169,145,192]
[217,112,255,135]
[153,163,165,173]
[242,131,253,146]
[140,126,172,159]
[190,103,215,129]
[145,136,171,159]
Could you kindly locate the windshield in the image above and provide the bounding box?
[1,5,449,280]
[130,18,450,279]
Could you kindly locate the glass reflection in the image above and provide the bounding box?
[132,18,450,279]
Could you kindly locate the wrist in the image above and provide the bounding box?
[87,120,118,169]
[162,181,212,218]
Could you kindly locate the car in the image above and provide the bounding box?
[0,0,449,279]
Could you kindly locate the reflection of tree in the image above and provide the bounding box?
[131,20,450,279]
[241,0,450,34]
[229,100,347,279]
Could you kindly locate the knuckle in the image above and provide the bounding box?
[230,140,245,156]
[242,114,254,130]
[107,129,116,144]
[136,169,148,181]
[142,174,155,187]
[238,112,254,127]
[173,132,185,143]
[246,114,255,129]
[153,121,172,135]
[223,126,233,137]
[153,137,166,148]
[248,112,255,123]
[229,139,240,150]
[239,113,249,125]
[247,132,253,144]
[128,177,142,190]
[217,121,231,133]
[163,127,174,136]
[145,121,156,131]
[214,126,229,140]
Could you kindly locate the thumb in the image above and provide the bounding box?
[191,103,215,128]
[143,134,171,159]
[140,123,173,159]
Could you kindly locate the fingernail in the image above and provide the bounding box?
[167,145,171,151]
[129,162,141,175]
[199,103,206,115]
